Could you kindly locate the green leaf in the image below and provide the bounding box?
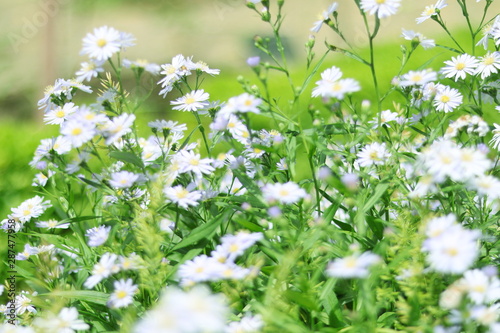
[109,151,144,169]
[325,42,370,66]
[42,290,109,306]
[171,210,230,251]
[285,290,320,311]
[362,182,389,213]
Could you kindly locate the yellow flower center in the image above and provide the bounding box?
[345,257,357,268]
[455,63,466,70]
[116,290,128,299]
[185,97,196,105]
[56,110,65,118]
[189,158,199,166]
[244,99,253,106]
[279,189,289,197]
[176,188,189,199]
[332,83,342,91]
[23,210,31,216]
[71,128,83,136]
[483,56,494,66]
[96,39,107,48]
[440,95,450,103]
[446,248,458,256]
[376,0,386,3]
[411,75,422,82]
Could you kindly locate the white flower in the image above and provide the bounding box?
[434,86,462,113]
[84,253,120,289]
[164,185,202,209]
[134,286,228,333]
[11,195,51,223]
[461,269,500,304]
[399,69,437,87]
[225,314,264,333]
[109,171,140,188]
[194,61,220,76]
[422,221,481,274]
[43,102,78,125]
[15,294,36,315]
[61,117,96,148]
[470,304,500,326]
[75,59,105,82]
[475,52,500,79]
[85,225,111,247]
[148,120,187,133]
[81,26,122,61]
[102,113,136,145]
[221,93,262,114]
[123,58,161,75]
[219,232,263,262]
[490,123,500,150]
[36,307,89,333]
[326,251,381,278]
[15,244,40,261]
[36,219,70,229]
[312,66,360,99]
[416,0,448,24]
[174,150,215,178]
[356,142,391,167]
[178,255,225,284]
[108,278,138,308]
[469,174,500,199]
[441,54,478,81]
[401,29,435,49]
[310,2,338,33]
[171,90,210,112]
[360,0,401,19]
[261,181,307,204]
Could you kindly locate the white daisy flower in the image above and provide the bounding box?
[43,102,78,125]
[85,225,111,247]
[441,53,478,81]
[36,219,70,229]
[102,113,136,145]
[174,150,215,178]
[164,185,202,209]
[356,142,391,167]
[423,222,481,274]
[133,286,228,333]
[475,52,500,79]
[490,123,500,150]
[401,29,435,49]
[261,181,307,204]
[36,307,89,333]
[84,253,120,289]
[469,174,500,199]
[75,59,105,82]
[171,90,210,112]
[61,117,96,148]
[399,69,437,87]
[326,251,381,278]
[123,58,161,75]
[461,269,500,304]
[416,0,448,24]
[15,294,36,315]
[109,171,140,189]
[178,255,225,284]
[310,2,338,33]
[148,119,187,133]
[81,26,122,61]
[11,195,51,223]
[15,244,40,261]
[220,93,262,114]
[312,74,361,99]
[360,0,401,19]
[194,61,220,76]
[433,86,462,113]
[225,314,264,333]
[108,278,138,308]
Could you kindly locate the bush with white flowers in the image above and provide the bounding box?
[1,0,500,332]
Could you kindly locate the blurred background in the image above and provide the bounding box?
[0,0,497,214]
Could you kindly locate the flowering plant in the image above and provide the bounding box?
[1,0,500,332]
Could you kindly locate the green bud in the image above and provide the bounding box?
[261,9,271,22]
